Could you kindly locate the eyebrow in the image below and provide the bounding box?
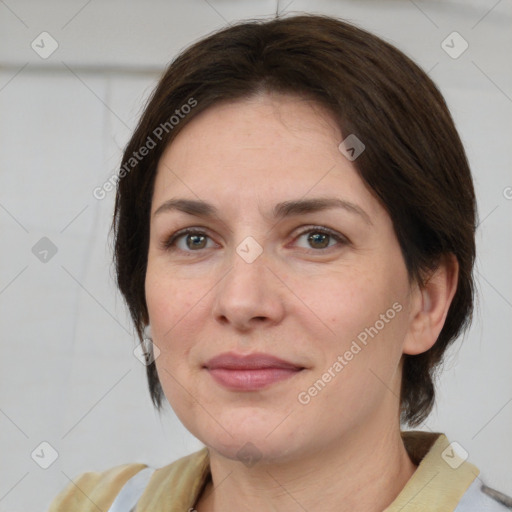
[153,197,372,225]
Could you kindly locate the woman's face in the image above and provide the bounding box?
[145,92,417,463]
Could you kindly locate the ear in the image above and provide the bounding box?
[403,254,459,356]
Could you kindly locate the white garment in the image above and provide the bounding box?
[106,467,155,512]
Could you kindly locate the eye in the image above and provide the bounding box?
[161,228,216,253]
[293,226,348,252]
[161,225,348,255]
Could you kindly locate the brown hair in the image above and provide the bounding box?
[112,13,476,426]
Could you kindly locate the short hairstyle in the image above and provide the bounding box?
[112,14,477,426]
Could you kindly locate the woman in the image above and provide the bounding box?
[48,13,511,512]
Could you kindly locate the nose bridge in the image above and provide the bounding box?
[212,237,285,328]
[223,238,270,304]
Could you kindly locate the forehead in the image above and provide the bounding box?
[152,93,380,220]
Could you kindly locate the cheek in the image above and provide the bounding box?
[146,267,204,418]
[300,261,411,375]
[145,262,208,394]
[299,266,400,335]
[145,258,201,331]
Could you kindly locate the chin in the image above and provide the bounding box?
[204,435,298,466]
[190,415,309,467]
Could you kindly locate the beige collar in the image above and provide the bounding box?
[137,431,479,511]
[384,431,479,511]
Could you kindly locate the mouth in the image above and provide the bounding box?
[203,352,305,391]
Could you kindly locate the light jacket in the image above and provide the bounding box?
[47,431,511,511]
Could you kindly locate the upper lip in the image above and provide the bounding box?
[204,352,303,370]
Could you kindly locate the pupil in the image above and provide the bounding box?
[188,234,206,249]
[309,232,329,249]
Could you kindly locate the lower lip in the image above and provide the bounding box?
[207,368,302,391]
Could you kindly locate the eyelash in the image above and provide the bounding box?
[160,225,348,255]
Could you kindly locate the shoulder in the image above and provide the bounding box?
[137,448,210,509]
[46,449,210,512]
[456,479,512,511]
[47,462,148,512]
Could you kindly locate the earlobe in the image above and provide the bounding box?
[403,254,459,356]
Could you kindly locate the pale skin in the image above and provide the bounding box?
[145,91,459,511]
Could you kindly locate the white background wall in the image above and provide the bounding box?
[0,1,510,511]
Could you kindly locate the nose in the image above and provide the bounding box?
[211,245,286,332]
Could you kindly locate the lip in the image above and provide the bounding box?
[204,352,304,391]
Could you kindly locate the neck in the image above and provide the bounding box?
[195,421,416,512]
